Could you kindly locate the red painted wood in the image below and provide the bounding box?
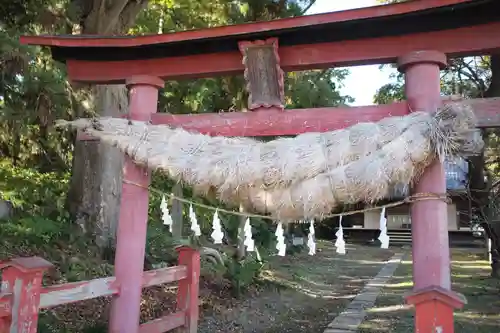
[63,22,500,83]
[398,50,448,71]
[147,98,500,137]
[0,293,12,318]
[406,286,466,333]
[401,51,452,290]
[415,302,454,333]
[0,293,9,333]
[151,103,408,136]
[109,76,163,333]
[0,257,53,333]
[34,265,187,309]
[39,276,119,308]
[466,97,500,128]
[19,0,474,48]
[142,265,188,287]
[176,247,200,333]
[0,258,190,331]
[400,51,466,332]
[139,311,186,333]
[0,310,8,333]
[71,96,500,140]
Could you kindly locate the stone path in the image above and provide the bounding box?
[323,252,406,333]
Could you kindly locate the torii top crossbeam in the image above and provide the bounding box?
[20,0,500,137]
[22,0,500,83]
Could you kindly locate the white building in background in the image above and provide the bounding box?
[334,157,484,245]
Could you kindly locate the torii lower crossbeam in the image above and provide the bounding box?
[148,97,500,136]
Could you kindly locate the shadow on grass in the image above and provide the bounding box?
[359,248,500,333]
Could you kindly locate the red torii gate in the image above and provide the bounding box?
[12,0,500,332]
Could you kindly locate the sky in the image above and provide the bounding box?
[306,0,398,106]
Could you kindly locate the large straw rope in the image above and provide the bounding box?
[57,103,483,221]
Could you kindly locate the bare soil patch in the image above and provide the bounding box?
[197,242,394,333]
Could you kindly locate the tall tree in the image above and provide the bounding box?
[65,0,149,248]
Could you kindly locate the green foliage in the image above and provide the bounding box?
[145,221,179,265]
[0,17,78,170]
[0,160,88,241]
[373,82,404,104]
[81,323,108,333]
[0,160,69,216]
[1,215,68,245]
[0,161,119,298]
[225,254,265,297]
[286,69,354,107]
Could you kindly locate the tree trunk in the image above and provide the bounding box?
[67,85,127,248]
[66,0,149,249]
[485,54,500,277]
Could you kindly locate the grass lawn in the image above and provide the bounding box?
[359,248,500,333]
[197,241,395,333]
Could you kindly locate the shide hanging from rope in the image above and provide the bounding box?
[57,102,483,222]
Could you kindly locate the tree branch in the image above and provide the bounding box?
[299,0,317,15]
[81,0,149,34]
[81,0,107,34]
[485,55,500,98]
[100,0,130,34]
[117,0,149,33]
[459,58,487,95]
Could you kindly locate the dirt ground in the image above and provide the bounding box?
[358,248,500,333]
[197,242,394,333]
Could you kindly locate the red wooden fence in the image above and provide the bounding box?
[0,246,200,333]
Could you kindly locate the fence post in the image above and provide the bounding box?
[176,247,200,333]
[0,292,11,332]
[1,257,53,333]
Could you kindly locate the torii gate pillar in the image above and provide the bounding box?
[398,51,466,333]
[109,75,164,333]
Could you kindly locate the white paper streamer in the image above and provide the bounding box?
[335,216,346,254]
[189,204,201,236]
[160,195,173,233]
[378,207,390,249]
[307,219,316,255]
[243,218,255,252]
[275,222,286,256]
[211,209,224,244]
